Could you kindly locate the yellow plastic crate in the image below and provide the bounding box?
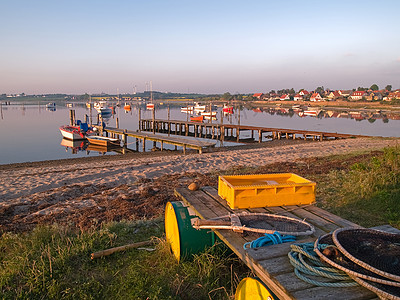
[218,173,316,209]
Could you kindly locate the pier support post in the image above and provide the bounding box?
[259,130,262,143]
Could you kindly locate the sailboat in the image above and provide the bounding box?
[146,81,155,110]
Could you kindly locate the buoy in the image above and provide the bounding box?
[165,201,215,262]
[235,277,277,300]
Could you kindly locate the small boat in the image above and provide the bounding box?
[190,115,204,122]
[60,138,87,154]
[193,102,206,112]
[59,125,90,140]
[146,103,155,110]
[87,136,120,147]
[222,104,234,113]
[46,102,56,108]
[201,111,217,117]
[204,115,217,121]
[181,106,194,113]
[299,109,321,117]
[94,101,113,114]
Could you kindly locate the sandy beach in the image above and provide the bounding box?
[0,137,398,232]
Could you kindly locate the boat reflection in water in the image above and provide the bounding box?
[60,138,132,156]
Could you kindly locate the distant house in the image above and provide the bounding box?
[327,91,341,100]
[338,90,352,97]
[279,94,290,101]
[349,91,367,100]
[299,90,309,96]
[293,93,303,101]
[365,92,383,101]
[253,93,263,99]
[386,91,400,101]
[310,93,322,101]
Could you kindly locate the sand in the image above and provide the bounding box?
[1,137,398,203]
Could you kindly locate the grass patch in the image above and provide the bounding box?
[318,146,400,228]
[0,219,248,299]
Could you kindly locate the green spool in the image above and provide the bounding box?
[165,201,215,262]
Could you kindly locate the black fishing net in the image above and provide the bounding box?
[333,229,400,279]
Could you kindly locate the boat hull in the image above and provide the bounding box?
[59,126,86,140]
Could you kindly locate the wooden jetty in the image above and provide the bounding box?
[173,186,391,299]
[96,126,215,154]
[140,119,367,143]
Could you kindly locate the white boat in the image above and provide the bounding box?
[181,106,194,113]
[59,125,88,140]
[94,101,112,114]
[193,102,206,112]
[200,111,217,117]
[46,102,56,108]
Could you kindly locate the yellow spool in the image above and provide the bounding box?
[235,277,276,300]
[165,201,181,261]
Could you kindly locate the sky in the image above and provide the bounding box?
[1,0,399,95]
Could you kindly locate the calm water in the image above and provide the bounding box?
[0,102,399,165]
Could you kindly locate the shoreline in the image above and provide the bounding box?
[1,136,399,233]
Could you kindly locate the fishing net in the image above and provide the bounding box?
[192,212,315,236]
[315,233,400,287]
[332,228,400,282]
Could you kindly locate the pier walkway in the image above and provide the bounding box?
[139,119,367,142]
[98,127,215,154]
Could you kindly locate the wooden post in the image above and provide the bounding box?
[236,128,240,142]
[167,106,170,121]
[136,138,139,151]
[259,130,262,143]
[238,105,241,126]
[69,109,75,126]
[123,130,127,146]
[208,102,212,123]
[138,108,141,131]
[143,138,146,152]
[85,114,88,124]
[116,117,119,128]
[183,145,186,155]
[152,108,155,134]
[0,102,2,120]
[161,141,163,151]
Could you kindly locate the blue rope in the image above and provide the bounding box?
[243,232,296,250]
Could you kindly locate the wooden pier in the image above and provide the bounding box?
[97,126,215,154]
[139,119,366,143]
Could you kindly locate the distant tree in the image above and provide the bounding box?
[315,86,324,94]
[370,84,379,91]
[385,85,392,91]
[80,93,90,101]
[357,87,368,91]
[269,90,276,94]
[222,92,232,101]
[289,88,295,94]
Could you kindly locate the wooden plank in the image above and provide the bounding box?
[304,206,362,228]
[291,285,377,300]
[284,205,340,233]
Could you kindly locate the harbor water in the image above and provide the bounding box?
[0,101,399,165]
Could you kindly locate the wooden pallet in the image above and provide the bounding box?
[174,186,380,300]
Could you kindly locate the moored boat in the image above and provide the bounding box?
[94,101,113,114]
[190,115,204,122]
[87,136,120,147]
[59,125,88,140]
[222,104,233,113]
[46,102,56,108]
[146,103,155,110]
[200,111,217,117]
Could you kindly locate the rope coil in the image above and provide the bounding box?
[288,242,358,287]
[243,232,296,250]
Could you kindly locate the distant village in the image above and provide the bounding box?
[252,87,400,102]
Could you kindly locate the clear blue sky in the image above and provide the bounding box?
[1,0,399,94]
